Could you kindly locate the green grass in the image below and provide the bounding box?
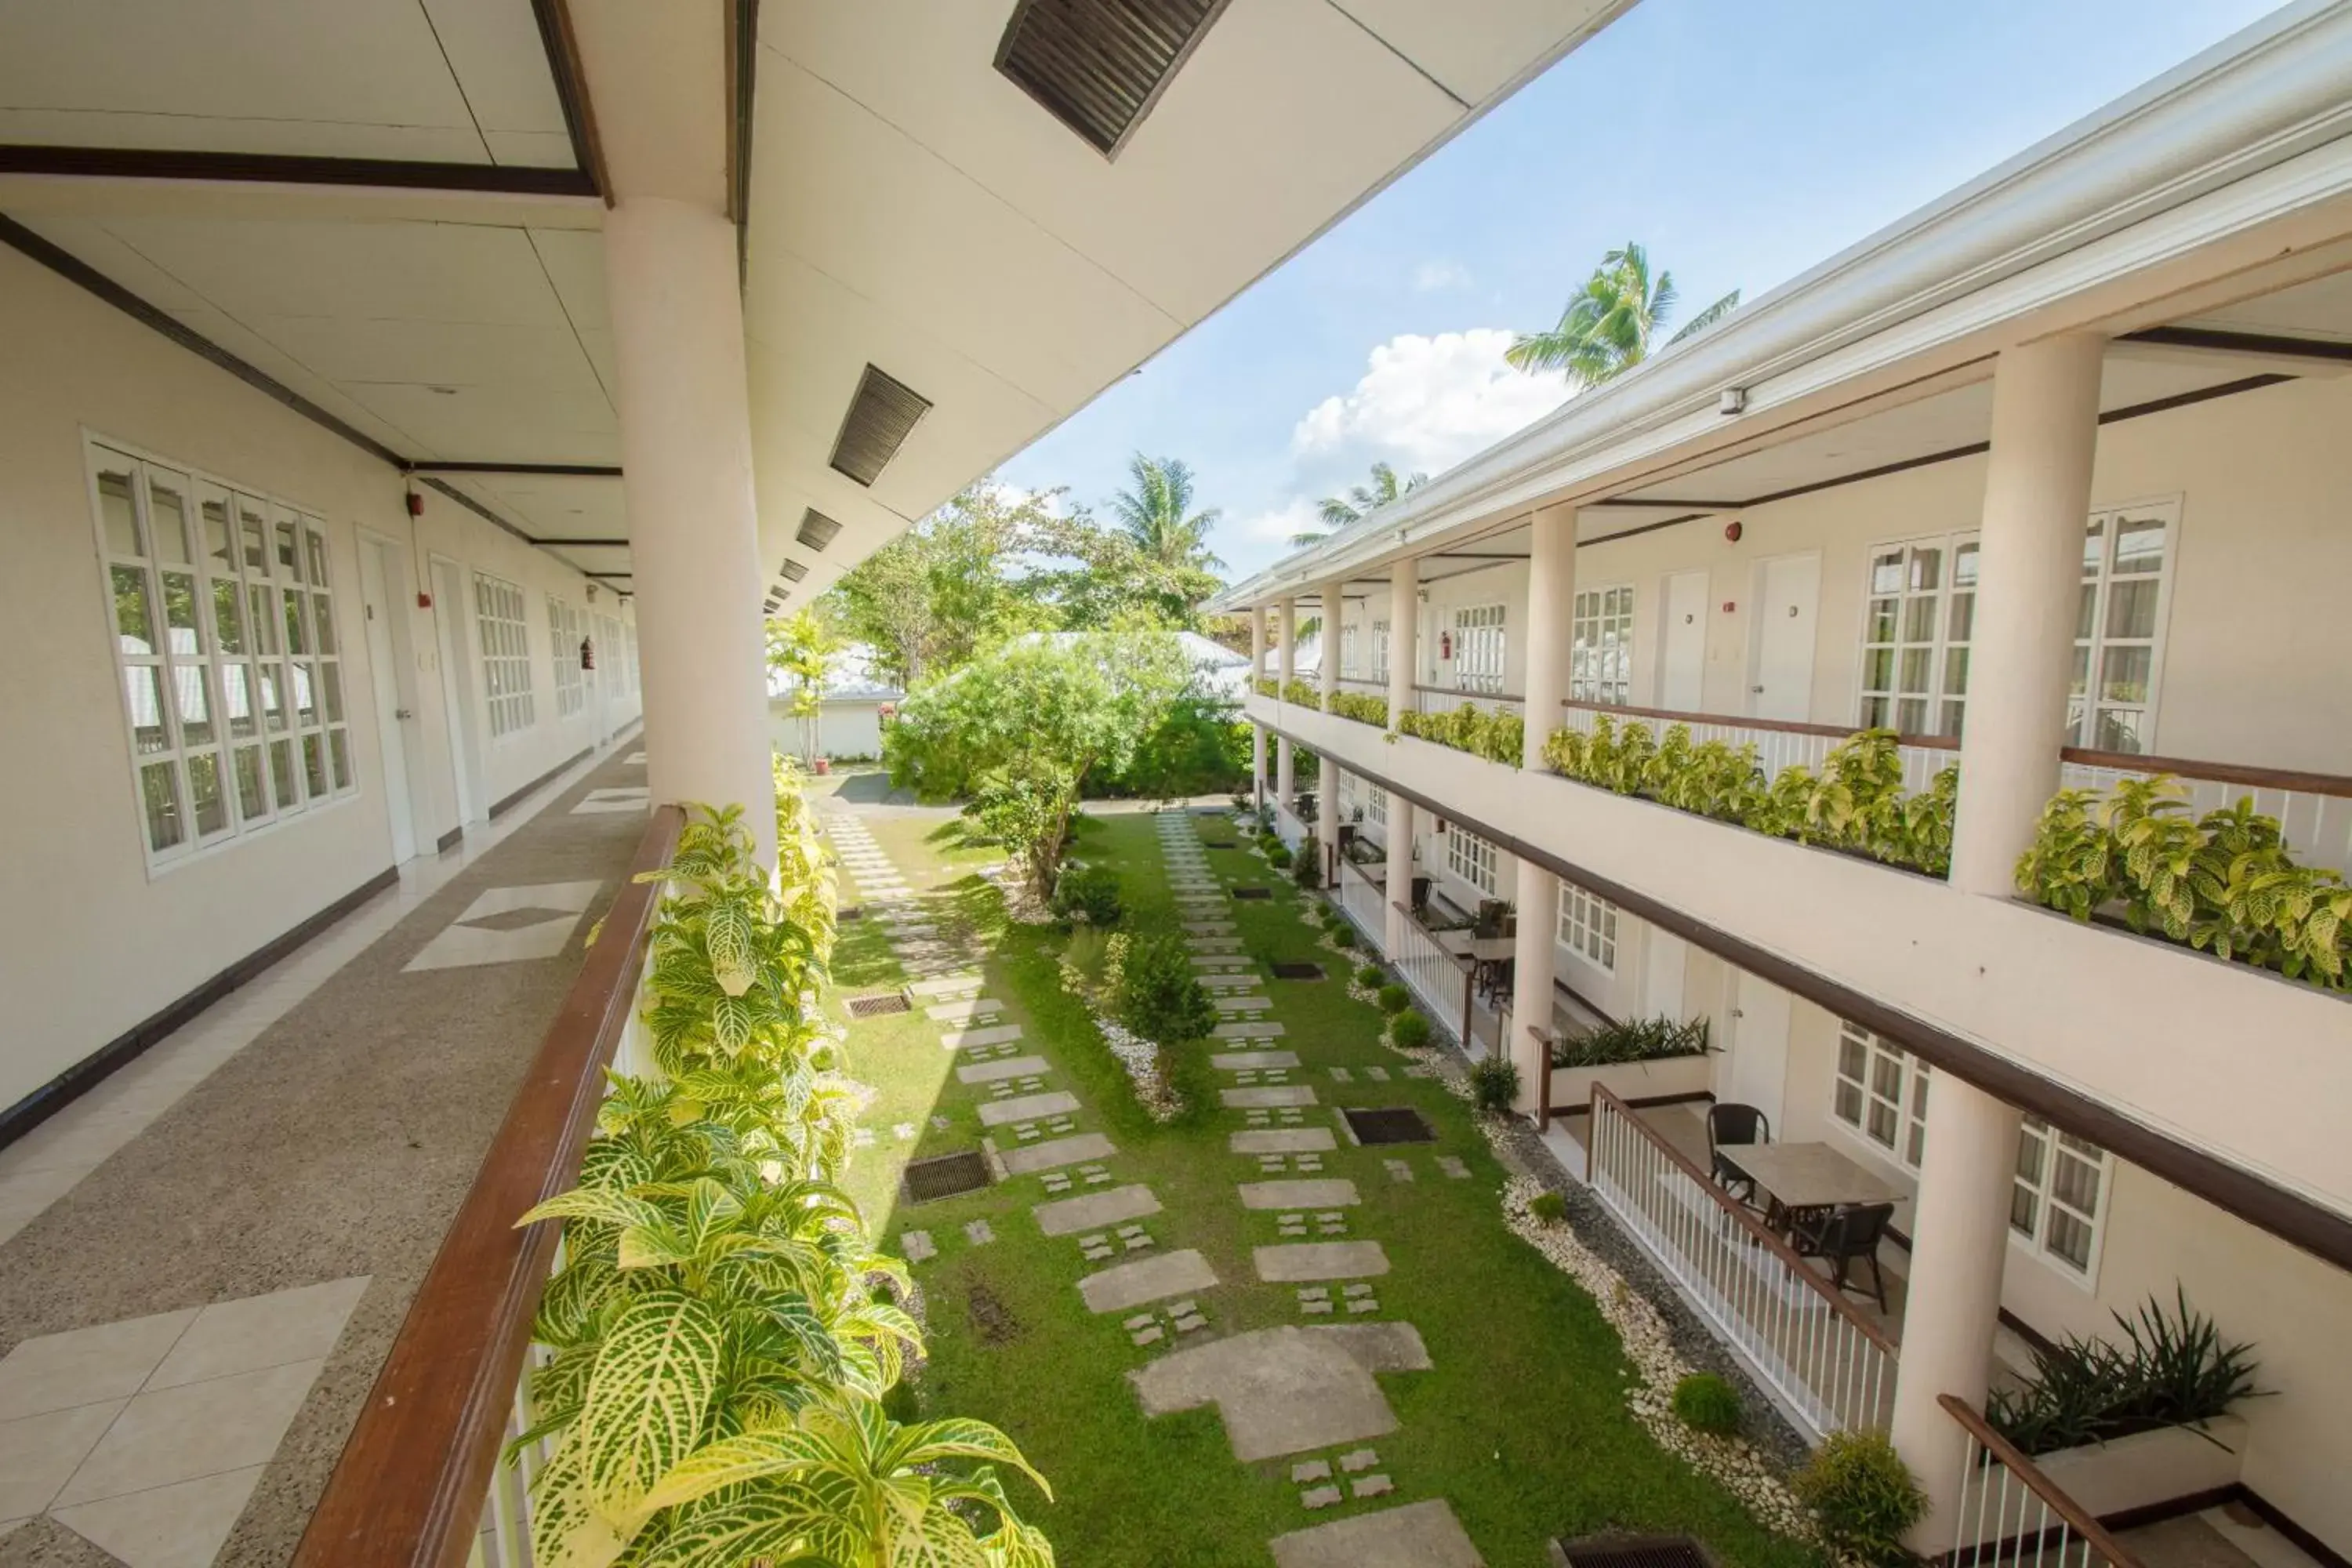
[825,797,1825,1568]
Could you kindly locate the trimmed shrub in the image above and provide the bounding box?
[1049,863,1123,927]
[1792,1430,1927,1567]
[1671,1373,1744,1436]
[1354,962,1385,987]
[1268,844,1294,869]
[1388,1011,1430,1049]
[1468,1055,1519,1113]
[1109,931,1218,1047]
[1528,1191,1566,1224]
[1375,982,1410,1014]
[1327,925,1356,951]
[1292,840,1323,889]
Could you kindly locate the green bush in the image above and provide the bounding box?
[1550,1014,1710,1068]
[1987,1288,2260,1456]
[1267,844,1294,870]
[1468,1055,1519,1113]
[1292,838,1323,888]
[1328,690,1390,726]
[1388,1011,1430,1049]
[1671,1373,1744,1436]
[1354,962,1385,987]
[1109,931,1219,1047]
[1049,863,1123,927]
[1527,1190,1566,1224]
[1375,982,1410,1014]
[1396,702,1525,765]
[1792,1430,1926,1567]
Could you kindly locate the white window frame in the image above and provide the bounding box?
[1338,623,1359,679]
[1856,532,1978,739]
[1370,619,1390,683]
[1452,603,1505,695]
[475,572,536,739]
[2069,499,2179,755]
[1830,1021,2109,1284]
[549,593,586,720]
[1363,782,1388,829]
[1445,822,1497,895]
[1555,879,1618,971]
[1570,583,1635,706]
[84,435,358,874]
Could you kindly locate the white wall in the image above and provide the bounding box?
[766,698,887,762]
[0,245,637,1112]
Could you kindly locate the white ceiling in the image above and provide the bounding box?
[2182,267,2352,343]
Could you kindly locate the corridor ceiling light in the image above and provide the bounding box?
[797,509,843,551]
[829,365,931,488]
[995,0,1233,158]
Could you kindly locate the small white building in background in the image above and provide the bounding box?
[767,647,905,764]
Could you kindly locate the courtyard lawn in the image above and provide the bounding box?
[816,788,1825,1568]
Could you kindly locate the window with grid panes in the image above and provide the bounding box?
[1370,619,1390,681]
[86,440,355,869]
[1857,535,1977,738]
[475,574,535,737]
[1570,585,1635,704]
[1445,822,1497,894]
[1555,879,1618,970]
[1364,782,1388,828]
[2070,503,2176,753]
[550,594,585,718]
[1452,604,1504,694]
[1338,623,1359,677]
[1831,1021,1932,1170]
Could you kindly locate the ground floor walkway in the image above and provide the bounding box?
[0,733,649,1567]
[818,777,1822,1568]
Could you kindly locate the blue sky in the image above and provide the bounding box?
[997,0,2284,583]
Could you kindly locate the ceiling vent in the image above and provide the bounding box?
[829,365,931,487]
[779,558,809,583]
[996,0,1232,157]
[797,509,843,551]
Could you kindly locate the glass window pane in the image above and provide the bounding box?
[311,593,336,655]
[1941,699,1965,740]
[125,666,170,753]
[1897,697,1928,734]
[292,662,318,726]
[328,728,351,790]
[2068,644,2089,698]
[1899,648,1933,694]
[2015,1127,2046,1185]
[1943,646,1970,696]
[1835,1080,1863,1123]
[1870,550,1904,594]
[1867,1099,1898,1147]
[283,590,308,655]
[2113,514,2165,574]
[2053,1152,2100,1216]
[2047,1209,2093,1270]
[2106,578,2160,641]
[1867,598,1897,643]
[1907,547,1942,592]
[2076,583,2097,639]
[2011,1185,2041,1236]
[240,506,270,572]
[140,761,183,851]
[1902,596,1939,643]
[2082,520,2106,575]
[2100,646,2153,705]
[1861,648,1893,691]
[1952,541,1980,588]
[270,737,299,808]
[212,579,245,653]
[260,662,288,731]
[98,467,143,557]
[305,528,330,587]
[222,662,257,738]
[173,663,213,746]
[303,733,328,798]
[112,565,156,651]
[1947,591,1974,644]
[1859,695,1889,728]
[250,586,279,655]
[148,480,191,564]
[161,572,201,657]
[274,521,302,581]
[2095,707,2145,753]
[234,744,268,820]
[321,662,343,722]
[202,498,234,573]
[187,750,228,837]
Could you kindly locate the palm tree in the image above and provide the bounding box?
[1109,453,1224,574]
[1290,460,1428,546]
[1506,242,1740,386]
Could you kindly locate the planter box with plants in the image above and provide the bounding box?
[1548,1014,1714,1111]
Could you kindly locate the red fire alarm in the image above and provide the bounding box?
[405,490,424,517]
[417,591,433,609]
[1723,519,1743,543]
[1722,601,1737,614]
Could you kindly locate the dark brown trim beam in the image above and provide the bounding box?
[1257,713,2352,1275]
[405,462,622,477]
[529,0,611,201]
[726,0,760,280]
[2122,325,2352,363]
[0,144,595,196]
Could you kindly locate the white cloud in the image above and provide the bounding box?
[1234,495,1327,546]
[1411,259,1472,292]
[1290,329,1571,474]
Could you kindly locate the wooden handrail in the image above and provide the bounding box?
[294,804,685,1568]
[1589,1082,1900,1356]
[1559,696,1960,750]
[1938,1394,2145,1568]
[1414,682,1526,704]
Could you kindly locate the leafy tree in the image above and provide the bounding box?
[766,608,840,764]
[1293,460,1428,546]
[1109,455,1224,578]
[1507,242,1740,385]
[1108,931,1218,1047]
[822,483,1062,688]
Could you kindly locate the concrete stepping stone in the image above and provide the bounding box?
[956,1054,1050,1084]
[1254,1241,1391,1283]
[1080,1248,1218,1313]
[1338,1447,1379,1472]
[1212,995,1274,1013]
[1302,1485,1344,1509]
[1183,922,1236,935]
[1351,1475,1394,1499]
[964,1220,995,1245]
[1381,1159,1414,1182]
[1329,1067,1354,1083]
[999,1133,1116,1175]
[1230,1128,1336,1155]
[1134,1325,1165,1346]
[1362,1065,1389,1081]
[927,997,1007,1022]
[908,973,983,996]
[1175,1312,1208,1334]
[1198,973,1263,990]
[1221,1086,1317,1109]
[1292,1460,1332,1484]
[978,1090,1081,1127]
[1240,1178,1359,1210]
[1036,1185,1161,1235]
[1402,1065,1435,1079]
[1436,1156,1470,1179]
[900,1230,935,1263]
[1127,1323,1430,1462]
[1214,1022,1286,1040]
[1213,1051,1301,1070]
[1266,1498,1482,1568]
[942,1023,1023,1052]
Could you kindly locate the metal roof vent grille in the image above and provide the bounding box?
[779,558,808,583]
[995,0,1232,157]
[797,509,843,551]
[829,365,931,487]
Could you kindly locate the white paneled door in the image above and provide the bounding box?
[1659,569,1709,711]
[1751,554,1820,723]
[358,538,416,862]
[1726,971,1792,1129]
[430,555,484,825]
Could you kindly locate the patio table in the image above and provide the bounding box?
[1716,1141,1898,1236]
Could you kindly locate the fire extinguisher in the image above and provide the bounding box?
[1439,629,1453,660]
[580,636,595,670]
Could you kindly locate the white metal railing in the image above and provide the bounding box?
[1552,702,1955,794]
[2060,758,2352,880]
[1586,1086,1897,1439]
[1338,856,1383,935]
[1414,684,1523,720]
[1390,902,1472,1043]
[1944,1395,2143,1568]
[1273,804,1307,852]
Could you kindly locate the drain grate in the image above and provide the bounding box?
[838,905,865,921]
[1232,886,1271,900]
[1203,839,1236,850]
[1343,1107,1436,1145]
[1555,1537,1713,1568]
[1270,962,1324,981]
[848,993,912,1018]
[902,1150,990,1204]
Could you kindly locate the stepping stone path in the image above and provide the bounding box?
[1268,1499,1482,1568]
[997,1133,1116,1175]
[1437,1156,1471,1180]
[1080,1248,1218,1313]
[977,1090,1081,1127]
[1128,1323,1429,1460]
[957,1054,1051,1085]
[1254,1241,1391,1282]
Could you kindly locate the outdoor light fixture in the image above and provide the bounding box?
[1719,387,1748,416]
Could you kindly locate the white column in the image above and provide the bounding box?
[1250,604,1269,688]
[1889,1076,2024,1551]
[1276,737,1296,815]
[1316,578,1344,881]
[1947,335,2105,896]
[1276,597,1297,689]
[1508,503,1576,1106]
[1385,797,1417,960]
[606,196,775,868]
[1386,560,1416,728]
[1251,721,1268,815]
[1317,579,1343,709]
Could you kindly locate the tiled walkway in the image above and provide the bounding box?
[0,734,647,1567]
